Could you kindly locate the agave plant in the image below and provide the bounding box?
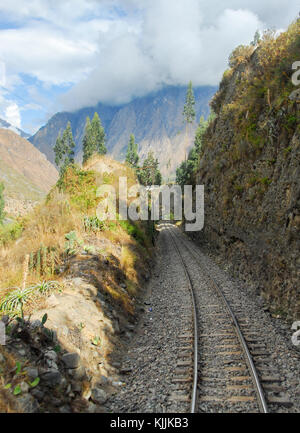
[0,281,60,318]
[83,216,105,233]
[34,280,60,295]
[0,286,35,317]
[64,231,83,255]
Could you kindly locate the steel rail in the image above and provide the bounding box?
[164,224,198,413]
[169,224,268,414]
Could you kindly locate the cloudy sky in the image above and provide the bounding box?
[0,0,298,134]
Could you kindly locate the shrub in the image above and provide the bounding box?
[228,45,255,68]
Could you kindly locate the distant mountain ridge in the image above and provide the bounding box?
[29,85,217,178]
[0,128,58,215]
[0,117,30,139]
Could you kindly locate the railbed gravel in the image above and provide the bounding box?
[108,224,300,413]
[178,226,300,413]
[108,227,193,413]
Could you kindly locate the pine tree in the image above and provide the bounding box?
[126,134,139,168]
[54,133,63,168]
[62,121,75,164]
[91,112,106,155]
[183,81,196,124]
[176,113,210,186]
[54,121,76,175]
[194,116,208,152]
[138,151,162,186]
[183,81,196,160]
[251,30,261,47]
[82,117,95,164]
[0,182,5,225]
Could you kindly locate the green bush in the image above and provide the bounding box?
[119,220,147,246]
[0,221,23,246]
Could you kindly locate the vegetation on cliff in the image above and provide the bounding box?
[82,113,107,165]
[194,19,300,320]
[0,156,153,317]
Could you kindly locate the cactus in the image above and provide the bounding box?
[29,252,34,273]
[36,248,41,278]
[50,250,55,275]
[83,216,105,233]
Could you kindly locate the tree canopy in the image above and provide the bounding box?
[183,81,196,125]
[176,116,209,186]
[54,121,76,176]
[125,134,139,168]
[138,151,162,186]
[82,112,107,164]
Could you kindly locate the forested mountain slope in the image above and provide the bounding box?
[29,86,216,178]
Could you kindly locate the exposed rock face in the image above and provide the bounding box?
[29,86,216,178]
[0,129,58,215]
[194,30,300,320]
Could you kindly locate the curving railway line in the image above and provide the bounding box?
[164,222,290,413]
[109,222,294,414]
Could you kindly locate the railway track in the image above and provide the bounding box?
[165,223,292,413]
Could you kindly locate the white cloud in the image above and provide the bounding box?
[4,102,21,128]
[62,1,266,109]
[0,0,299,116]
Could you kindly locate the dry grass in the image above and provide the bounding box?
[0,190,81,290]
[0,346,23,413]
[0,157,152,316]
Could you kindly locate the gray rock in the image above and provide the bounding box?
[25,367,39,380]
[91,388,108,405]
[31,320,42,329]
[17,394,39,413]
[46,360,59,370]
[68,365,86,380]
[72,382,82,393]
[30,388,45,400]
[41,369,62,387]
[1,315,9,325]
[62,352,80,369]
[44,350,58,361]
[86,402,97,413]
[59,405,72,413]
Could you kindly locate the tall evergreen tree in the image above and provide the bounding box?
[176,114,210,186]
[183,81,196,160]
[54,121,76,175]
[183,81,196,124]
[91,112,106,155]
[194,116,208,152]
[0,182,5,225]
[125,134,139,168]
[82,116,95,164]
[138,151,162,186]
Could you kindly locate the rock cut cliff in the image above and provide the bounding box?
[195,21,300,320]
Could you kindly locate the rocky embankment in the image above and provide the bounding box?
[194,22,300,321]
[0,239,151,413]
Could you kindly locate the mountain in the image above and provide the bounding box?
[0,117,30,139]
[0,129,58,215]
[29,86,217,178]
